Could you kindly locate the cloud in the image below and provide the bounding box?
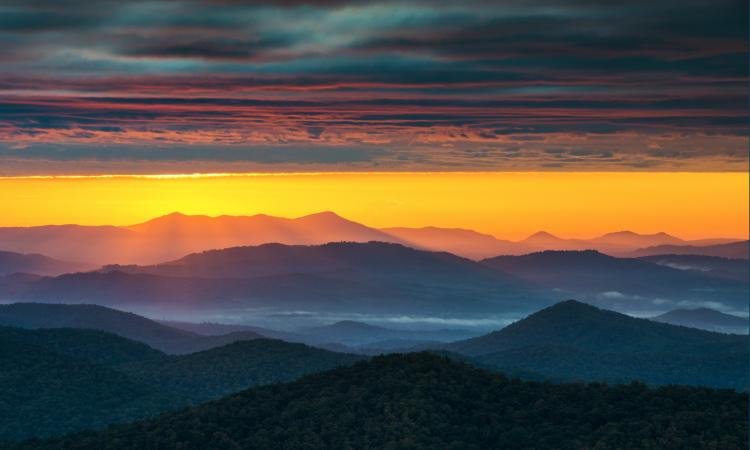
[0,0,746,173]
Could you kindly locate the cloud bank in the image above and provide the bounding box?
[0,0,746,173]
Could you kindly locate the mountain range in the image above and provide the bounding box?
[0,302,474,353]
[0,212,744,266]
[0,303,267,354]
[300,320,475,347]
[0,242,558,316]
[1,243,746,319]
[0,251,90,277]
[638,254,749,283]
[653,308,748,335]
[480,250,748,312]
[628,240,749,259]
[1,298,747,444]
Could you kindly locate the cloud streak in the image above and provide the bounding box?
[0,0,746,173]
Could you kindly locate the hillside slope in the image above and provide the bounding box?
[653,308,748,334]
[1,243,557,315]
[0,327,362,442]
[0,251,89,276]
[19,353,748,450]
[444,301,748,389]
[0,303,264,354]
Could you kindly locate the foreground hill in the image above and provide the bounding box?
[0,326,361,442]
[0,250,90,276]
[1,243,556,315]
[0,303,264,354]
[481,250,748,311]
[443,301,748,389]
[653,308,748,335]
[18,353,748,450]
[0,327,174,441]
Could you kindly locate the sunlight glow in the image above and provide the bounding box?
[1,171,746,240]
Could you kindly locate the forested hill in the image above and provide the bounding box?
[0,327,361,442]
[443,300,748,389]
[19,353,749,450]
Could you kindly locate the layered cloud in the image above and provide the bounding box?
[0,0,747,173]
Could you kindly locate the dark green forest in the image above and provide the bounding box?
[0,327,361,441]
[445,300,749,390]
[16,353,749,450]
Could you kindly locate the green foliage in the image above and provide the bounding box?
[18,353,748,450]
[447,301,749,389]
[0,327,175,442]
[0,327,361,442]
[120,339,364,403]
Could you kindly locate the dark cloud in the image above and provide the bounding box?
[0,0,746,172]
[0,143,387,164]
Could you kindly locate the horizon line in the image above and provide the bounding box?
[1,209,746,242]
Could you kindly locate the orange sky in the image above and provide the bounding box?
[1,172,747,240]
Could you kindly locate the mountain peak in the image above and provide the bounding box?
[152,212,191,221]
[542,299,599,313]
[297,211,347,221]
[601,230,639,237]
[601,230,678,239]
[525,231,561,241]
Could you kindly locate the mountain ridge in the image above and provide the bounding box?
[441,300,748,389]
[0,211,743,265]
[17,352,748,450]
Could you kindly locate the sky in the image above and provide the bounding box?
[0,0,747,174]
[2,172,747,239]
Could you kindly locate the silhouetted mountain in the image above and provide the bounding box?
[0,225,138,266]
[481,250,748,311]
[521,231,582,249]
[382,226,531,259]
[0,303,193,351]
[0,213,740,265]
[520,230,683,255]
[639,254,749,283]
[1,243,555,315]
[653,308,748,335]
[0,212,406,266]
[115,241,509,281]
[0,251,90,276]
[589,230,684,248]
[302,320,475,346]
[519,230,737,256]
[0,303,264,354]
[357,338,442,353]
[443,301,748,389]
[159,320,303,342]
[0,327,362,442]
[629,240,749,259]
[19,353,748,450]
